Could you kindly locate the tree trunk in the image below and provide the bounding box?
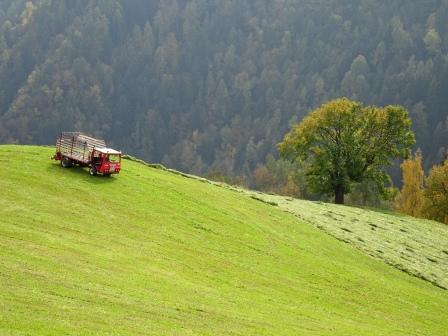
[334,185,345,204]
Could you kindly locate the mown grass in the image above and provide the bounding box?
[247,193,448,290]
[1,145,447,335]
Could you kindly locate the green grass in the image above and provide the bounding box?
[0,145,447,335]
[246,193,448,290]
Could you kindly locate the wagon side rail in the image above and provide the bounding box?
[55,132,106,164]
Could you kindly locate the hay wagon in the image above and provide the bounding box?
[53,132,122,176]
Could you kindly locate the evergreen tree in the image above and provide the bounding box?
[0,0,447,189]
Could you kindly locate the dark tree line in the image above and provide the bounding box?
[1,0,448,189]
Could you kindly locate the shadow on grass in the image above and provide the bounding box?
[46,162,118,185]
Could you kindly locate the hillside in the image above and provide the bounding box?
[1,1,448,180]
[248,193,448,290]
[1,145,447,335]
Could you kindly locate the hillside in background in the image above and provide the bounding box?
[0,0,447,183]
[1,145,447,335]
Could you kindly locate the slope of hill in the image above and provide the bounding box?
[1,145,447,335]
[1,1,448,177]
[248,193,448,290]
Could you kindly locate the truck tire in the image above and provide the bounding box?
[89,167,97,176]
[61,157,73,168]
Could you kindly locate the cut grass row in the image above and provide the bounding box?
[244,193,448,290]
[135,153,448,291]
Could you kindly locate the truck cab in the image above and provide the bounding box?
[90,148,122,175]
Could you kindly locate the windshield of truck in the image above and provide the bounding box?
[108,154,120,163]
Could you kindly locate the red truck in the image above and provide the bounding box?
[53,132,122,176]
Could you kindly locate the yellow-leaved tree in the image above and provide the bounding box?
[422,159,448,224]
[394,151,425,216]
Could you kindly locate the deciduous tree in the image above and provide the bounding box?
[278,98,415,204]
[422,159,448,224]
[394,150,424,216]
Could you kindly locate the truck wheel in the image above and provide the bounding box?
[61,157,73,168]
[89,167,97,176]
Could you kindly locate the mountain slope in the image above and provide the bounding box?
[0,145,447,335]
[1,1,448,176]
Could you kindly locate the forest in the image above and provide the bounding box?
[0,0,447,196]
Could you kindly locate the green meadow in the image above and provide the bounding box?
[247,193,448,290]
[0,145,447,335]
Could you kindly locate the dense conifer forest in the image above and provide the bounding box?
[1,0,447,188]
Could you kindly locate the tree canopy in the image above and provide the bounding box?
[278,98,415,204]
[422,159,448,224]
[0,1,447,187]
[394,151,425,216]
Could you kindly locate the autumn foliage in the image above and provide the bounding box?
[422,159,448,224]
[396,152,448,224]
[394,151,425,216]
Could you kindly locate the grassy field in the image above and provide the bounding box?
[1,145,447,335]
[246,193,448,290]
